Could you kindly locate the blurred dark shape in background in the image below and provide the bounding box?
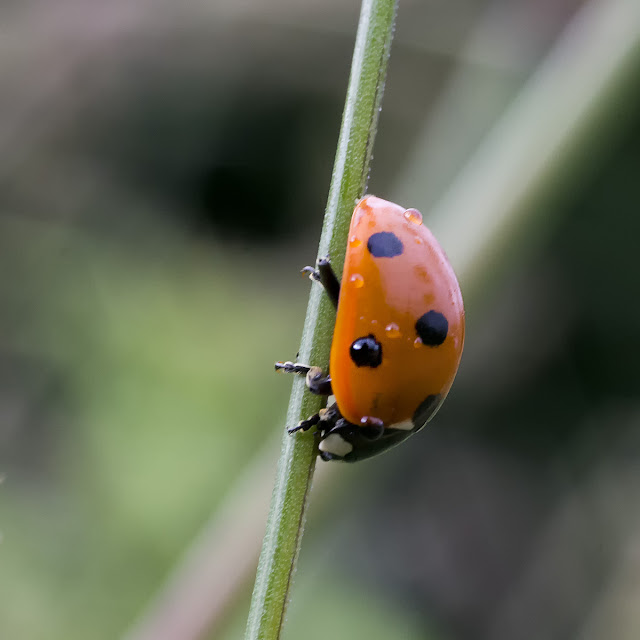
[1,1,639,639]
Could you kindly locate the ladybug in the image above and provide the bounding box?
[276,195,465,461]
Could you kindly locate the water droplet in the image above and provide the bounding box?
[404,208,423,225]
[385,323,402,338]
[349,235,362,248]
[350,273,364,288]
[414,265,430,282]
[360,416,383,428]
[414,337,423,348]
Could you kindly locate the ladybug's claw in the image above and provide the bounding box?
[275,361,311,375]
[301,255,340,308]
[288,413,321,434]
[301,266,320,282]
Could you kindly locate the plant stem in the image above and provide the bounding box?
[244,1,397,638]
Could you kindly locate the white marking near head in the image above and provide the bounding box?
[390,419,414,431]
[319,434,353,458]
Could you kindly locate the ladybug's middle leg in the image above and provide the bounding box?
[276,361,333,436]
[274,362,332,396]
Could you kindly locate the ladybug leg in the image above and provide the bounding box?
[288,402,339,434]
[322,417,350,437]
[275,362,333,396]
[274,361,311,376]
[305,366,333,395]
[287,412,321,434]
[301,256,340,309]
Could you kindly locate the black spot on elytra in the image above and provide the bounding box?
[412,394,443,431]
[350,335,382,368]
[367,232,404,258]
[416,311,448,346]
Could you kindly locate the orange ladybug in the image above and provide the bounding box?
[276,195,465,461]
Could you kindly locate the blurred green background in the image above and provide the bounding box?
[2,1,640,639]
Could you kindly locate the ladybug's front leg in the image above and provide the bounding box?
[301,256,340,309]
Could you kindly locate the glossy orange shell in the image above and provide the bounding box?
[329,195,465,427]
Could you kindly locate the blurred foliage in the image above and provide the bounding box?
[0,220,306,638]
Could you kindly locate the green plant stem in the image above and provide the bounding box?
[244,1,397,638]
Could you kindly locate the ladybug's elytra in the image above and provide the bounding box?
[276,195,465,462]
